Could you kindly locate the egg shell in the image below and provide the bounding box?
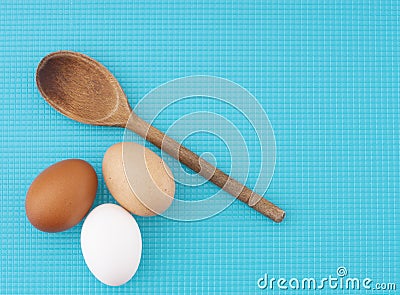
[80,203,142,286]
[25,159,98,233]
[102,142,175,216]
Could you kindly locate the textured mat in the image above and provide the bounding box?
[0,1,399,294]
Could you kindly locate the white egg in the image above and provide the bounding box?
[80,204,142,286]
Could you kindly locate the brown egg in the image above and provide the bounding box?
[103,142,175,216]
[25,159,98,232]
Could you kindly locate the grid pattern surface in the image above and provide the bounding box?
[0,0,399,294]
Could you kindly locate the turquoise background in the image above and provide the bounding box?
[0,0,399,294]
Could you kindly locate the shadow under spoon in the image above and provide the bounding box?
[36,50,285,223]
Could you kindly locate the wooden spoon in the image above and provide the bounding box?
[36,51,285,223]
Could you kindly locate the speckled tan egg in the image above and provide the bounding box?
[102,142,175,216]
[25,159,98,232]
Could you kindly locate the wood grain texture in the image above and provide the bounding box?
[36,51,132,127]
[36,51,285,222]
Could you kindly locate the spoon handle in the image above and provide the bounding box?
[126,114,285,223]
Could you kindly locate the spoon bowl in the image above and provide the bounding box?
[36,51,131,127]
[36,51,285,223]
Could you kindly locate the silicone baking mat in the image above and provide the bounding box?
[0,1,399,294]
